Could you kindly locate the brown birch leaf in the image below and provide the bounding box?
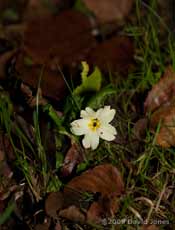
[62,164,124,223]
[83,0,133,24]
[144,66,175,113]
[150,103,175,147]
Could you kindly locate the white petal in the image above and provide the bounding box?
[98,106,116,124]
[90,132,100,150]
[82,132,99,150]
[70,119,89,135]
[82,134,91,148]
[80,107,96,118]
[98,124,117,141]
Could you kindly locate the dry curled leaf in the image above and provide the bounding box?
[144,66,175,147]
[20,83,47,107]
[64,164,124,196]
[144,66,175,113]
[61,143,84,178]
[150,103,175,147]
[63,164,124,223]
[83,0,133,24]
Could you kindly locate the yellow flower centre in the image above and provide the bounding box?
[88,118,100,131]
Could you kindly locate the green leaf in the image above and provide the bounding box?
[87,85,116,109]
[42,104,63,128]
[74,64,102,95]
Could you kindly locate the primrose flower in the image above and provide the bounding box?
[70,106,117,150]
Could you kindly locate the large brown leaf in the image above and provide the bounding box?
[144,66,175,113]
[144,66,175,147]
[62,164,124,223]
[150,103,175,147]
[64,164,124,196]
[15,10,97,100]
[83,0,133,24]
[25,0,71,21]
[22,10,95,65]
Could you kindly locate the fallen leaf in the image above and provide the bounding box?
[22,10,95,65]
[20,83,47,107]
[144,66,175,113]
[64,164,124,196]
[61,143,84,178]
[15,10,97,100]
[45,192,64,219]
[25,0,71,20]
[59,205,85,223]
[88,36,134,75]
[87,192,120,224]
[63,164,124,223]
[150,103,175,147]
[83,0,133,24]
